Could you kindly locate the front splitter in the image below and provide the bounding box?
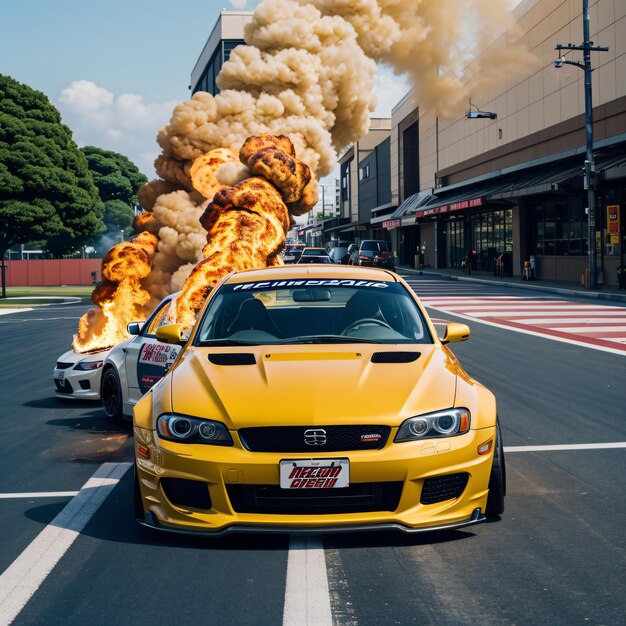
[137,508,486,537]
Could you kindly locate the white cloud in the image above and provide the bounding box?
[229,0,248,8]
[57,80,180,177]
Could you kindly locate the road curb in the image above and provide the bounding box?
[399,267,626,303]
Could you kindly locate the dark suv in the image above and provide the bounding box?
[349,240,395,271]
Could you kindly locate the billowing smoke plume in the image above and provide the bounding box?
[75,0,532,351]
[299,0,534,117]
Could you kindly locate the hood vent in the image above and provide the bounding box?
[208,353,256,366]
[371,351,421,364]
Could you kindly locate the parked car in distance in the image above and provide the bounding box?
[349,240,395,271]
[282,243,306,263]
[300,247,330,258]
[328,241,352,264]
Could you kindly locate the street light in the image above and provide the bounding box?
[554,0,608,289]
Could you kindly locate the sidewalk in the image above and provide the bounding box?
[398,265,626,303]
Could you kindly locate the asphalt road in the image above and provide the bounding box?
[0,280,625,626]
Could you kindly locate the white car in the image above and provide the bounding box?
[101,293,181,422]
[53,348,111,401]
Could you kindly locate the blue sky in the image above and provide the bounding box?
[0,0,408,177]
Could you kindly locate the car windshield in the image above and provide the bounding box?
[297,256,332,264]
[361,241,389,252]
[194,279,433,346]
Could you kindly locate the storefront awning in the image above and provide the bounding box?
[413,151,626,220]
[323,218,370,234]
[391,189,435,219]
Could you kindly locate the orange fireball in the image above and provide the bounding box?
[174,135,316,327]
[73,232,159,353]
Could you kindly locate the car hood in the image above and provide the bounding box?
[56,347,111,365]
[170,345,458,428]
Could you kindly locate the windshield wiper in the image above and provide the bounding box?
[277,335,379,344]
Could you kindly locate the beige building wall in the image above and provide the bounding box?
[339,118,391,222]
[391,91,419,204]
[407,0,624,189]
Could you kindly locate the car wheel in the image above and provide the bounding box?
[101,367,124,423]
[486,419,506,518]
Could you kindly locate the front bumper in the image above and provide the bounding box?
[134,426,495,535]
[53,367,102,400]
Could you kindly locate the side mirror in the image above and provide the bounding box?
[156,323,185,345]
[441,322,470,344]
[127,322,143,336]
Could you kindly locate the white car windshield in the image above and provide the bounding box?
[194,279,433,345]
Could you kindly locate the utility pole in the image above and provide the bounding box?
[1,251,6,299]
[554,0,608,289]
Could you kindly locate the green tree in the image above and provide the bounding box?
[81,146,147,237]
[104,199,135,231]
[0,74,104,285]
[81,146,148,223]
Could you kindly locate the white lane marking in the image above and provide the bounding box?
[520,317,626,324]
[505,442,626,452]
[283,535,332,626]
[0,316,81,323]
[544,325,626,333]
[461,310,626,317]
[425,305,626,356]
[0,462,131,624]
[0,492,79,499]
[0,309,33,316]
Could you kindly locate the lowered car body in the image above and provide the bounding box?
[133,265,504,535]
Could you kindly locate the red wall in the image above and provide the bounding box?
[4,259,103,286]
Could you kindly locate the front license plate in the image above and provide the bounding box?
[280,459,349,489]
[54,370,65,382]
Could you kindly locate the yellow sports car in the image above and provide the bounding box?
[133,265,505,535]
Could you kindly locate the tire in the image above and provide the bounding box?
[486,419,506,518]
[101,367,124,423]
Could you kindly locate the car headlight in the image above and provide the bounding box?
[394,408,470,442]
[156,414,233,446]
[74,360,103,371]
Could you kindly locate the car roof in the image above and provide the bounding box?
[223,264,399,284]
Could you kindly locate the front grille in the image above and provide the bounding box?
[54,379,73,394]
[227,482,403,514]
[420,473,469,505]
[161,477,212,510]
[239,425,391,452]
[56,362,74,370]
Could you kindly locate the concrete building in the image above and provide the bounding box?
[325,118,392,245]
[387,0,625,286]
[190,11,253,96]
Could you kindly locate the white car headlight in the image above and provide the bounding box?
[394,408,470,442]
[74,360,104,371]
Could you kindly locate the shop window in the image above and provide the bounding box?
[531,198,587,256]
[466,208,513,271]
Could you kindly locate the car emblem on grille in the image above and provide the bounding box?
[304,428,327,446]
